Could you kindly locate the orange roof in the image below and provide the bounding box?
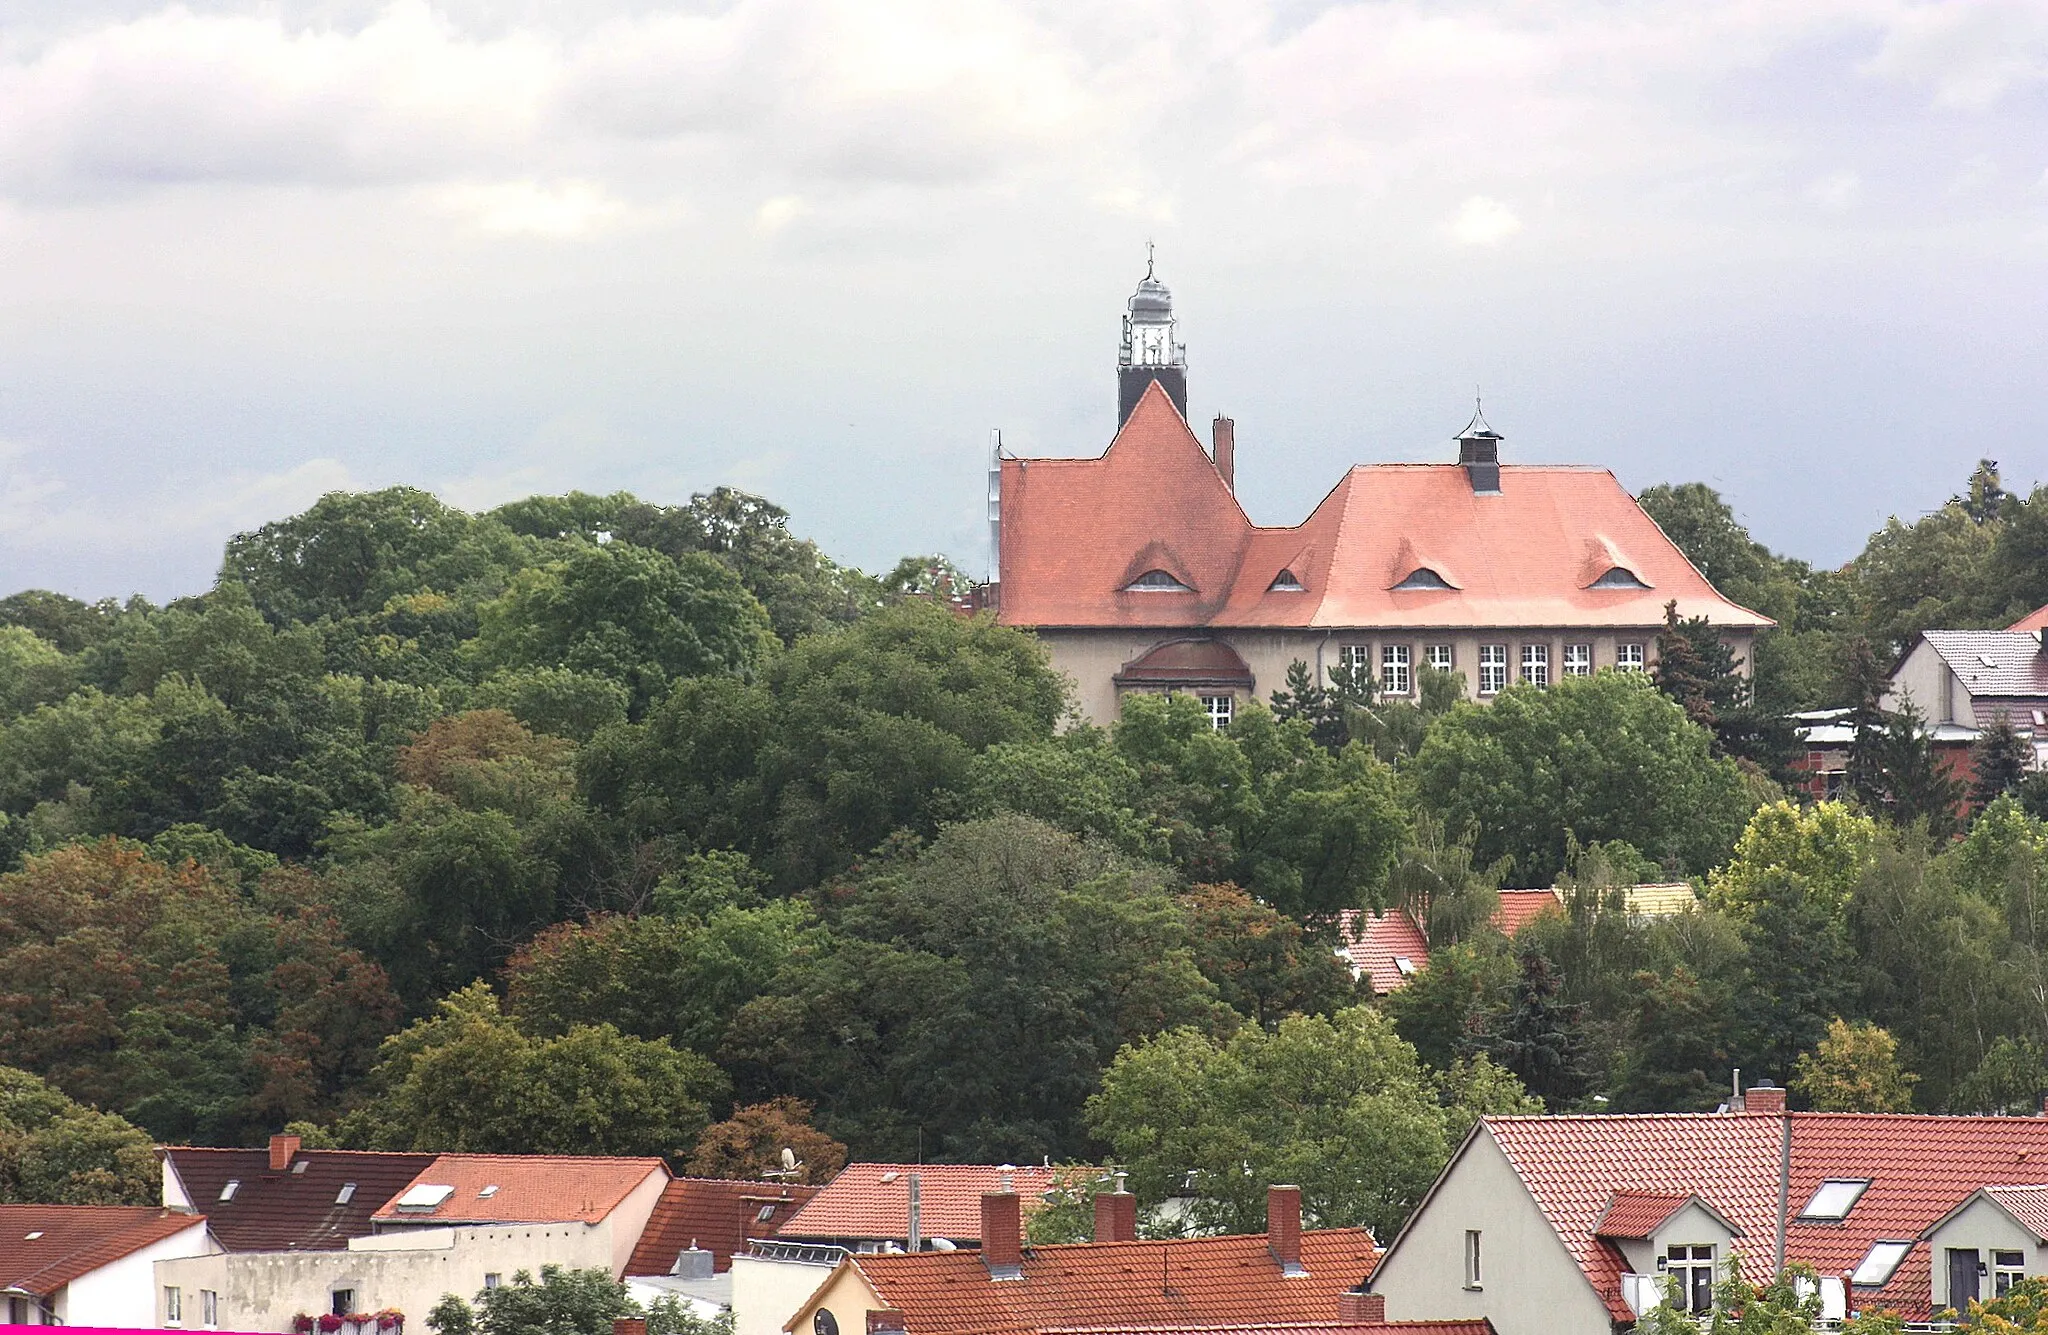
[997,383,1770,633]
[1493,889,1564,936]
[0,1205,208,1297]
[372,1154,667,1226]
[624,1177,819,1275]
[2012,604,2048,632]
[1336,910,1429,995]
[780,1164,1056,1242]
[804,1228,1379,1335]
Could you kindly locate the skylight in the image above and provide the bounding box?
[394,1183,456,1211]
[1393,568,1453,591]
[291,1161,310,1175]
[336,1183,357,1205]
[25,1231,42,1240]
[1394,956,1418,976]
[219,1180,240,1201]
[1590,567,1650,589]
[1799,1180,1870,1220]
[1268,570,1305,592]
[478,1185,499,1198]
[1850,1241,1912,1287]
[1125,570,1194,592]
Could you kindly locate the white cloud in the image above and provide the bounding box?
[435,179,638,237]
[1447,195,1522,246]
[756,195,807,233]
[1806,170,1862,210]
[0,444,353,551]
[1864,0,2048,109]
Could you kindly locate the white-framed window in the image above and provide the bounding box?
[1666,1245,1715,1314]
[1478,645,1508,695]
[1339,644,1371,677]
[1199,694,1234,730]
[1382,644,1412,696]
[1799,1180,1869,1221]
[1564,643,1592,677]
[1426,644,1455,673]
[1852,1241,1912,1288]
[484,1274,502,1291]
[1997,1250,2026,1297]
[1617,642,1646,671]
[1521,643,1549,687]
[1464,1229,1482,1289]
[201,1290,219,1328]
[165,1287,183,1324]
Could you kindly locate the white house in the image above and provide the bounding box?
[0,1204,216,1327]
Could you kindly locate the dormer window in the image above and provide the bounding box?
[1393,568,1454,591]
[1589,566,1650,589]
[1125,570,1194,592]
[1268,570,1305,592]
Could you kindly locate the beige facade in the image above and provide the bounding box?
[729,1253,846,1335]
[778,1260,881,1335]
[1885,639,1962,725]
[1368,1126,1616,1335]
[1923,1196,2042,1312]
[1038,626,1740,727]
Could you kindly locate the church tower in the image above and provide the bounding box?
[1117,249,1187,427]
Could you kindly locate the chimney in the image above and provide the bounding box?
[1212,415,1236,493]
[269,1134,301,1172]
[612,1320,647,1335]
[1268,1185,1305,1277]
[1743,1080,1787,1116]
[1337,1290,1386,1322]
[907,1173,921,1254]
[981,1190,1023,1280]
[866,1312,907,1335]
[1093,1187,1137,1244]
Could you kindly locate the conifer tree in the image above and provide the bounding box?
[1970,711,2033,811]
[1483,950,1593,1111]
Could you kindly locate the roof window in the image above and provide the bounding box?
[878,1171,900,1184]
[1393,956,1418,976]
[292,1160,310,1175]
[756,1204,777,1223]
[1125,570,1194,592]
[219,1180,240,1201]
[1393,568,1454,591]
[1589,566,1650,590]
[1850,1240,1912,1287]
[1799,1179,1870,1220]
[336,1183,356,1205]
[1268,570,1305,592]
[24,1231,42,1240]
[393,1183,455,1212]
[478,1185,499,1198]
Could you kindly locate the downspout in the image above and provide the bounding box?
[1775,1108,1792,1276]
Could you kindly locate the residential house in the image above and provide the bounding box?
[161,1137,435,1253]
[0,1204,214,1327]
[785,1185,1379,1335]
[1369,1084,2048,1334]
[987,266,1770,726]
[732,1164,1056,1335]
[623,1177,819,1315]
[157,1149,669,1332]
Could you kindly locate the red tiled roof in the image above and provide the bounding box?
[810,1229,1379,1335]
[1592,1192,1712,1240]
[1336,911,1429,996]
[163,1147,434,1252]
[373,1154,667,1226]
[1115,639,1255,687]
[624,1177,820,1275]
[997,384,1770,633]
[1472,1111,2048,1323]
[1982,1185,2048,1240]
[1492,890,1563,936]
[780,1164,1057,1242]
[0,1205,207,1296]
[2011,605,2048,633]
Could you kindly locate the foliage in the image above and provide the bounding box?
[1962,1274,2048,1331]
[0,1064,157,1204]
[335,984,724,1155]
[1791,1018,1918,1112]
[1950,1036,2048,1115]
[1709,802,1882,919]
[683,1097,848,1184]
[426,1266,642,1335]
[1087,1005,1539,1240]
[1482,951,1593,1110]
[1408,672,1760,885]
[1387,813,1504,948]
[1175,883,1357,1027]
[1972,713,2035,812]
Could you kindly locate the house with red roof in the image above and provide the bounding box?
[1337,891,1564,995]
[1369,1085,2048,1334]
[989,266,1770,726]
[623,1177,818,1317]
[0,1204,214,1327]
[157,1143,671,1332]
[784,1185,1388,1335]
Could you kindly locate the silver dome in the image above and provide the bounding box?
[1127,274,1173,321]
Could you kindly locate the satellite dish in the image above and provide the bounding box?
[781,1147,798,1170]
[930,1238,957,1252]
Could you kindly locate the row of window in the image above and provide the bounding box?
[1340,640,1648,696]
[163,1287,218,1327]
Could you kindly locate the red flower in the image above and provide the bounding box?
[319,1314,345,1330]
[292,1316,316,1333]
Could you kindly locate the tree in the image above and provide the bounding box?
[335,984,725,1156]
[1387,814,1505,948]
[684,1097,847,1184]
[1735,871,1858,1083]
[1269,659,1374,753]
[1609,967,1737,1113]
[1086,1006,1539,1241]
[1950,1036,2048,1115]
[1708,802,1882,920]
[426,1267,637,1335]
[1408,672,1761,885]
[1959,1274,2048,1330]
[1791,1018,1918,1112]
[0,1065,156,1204]
[1851,696,1964,841]
[1482,951,1593,1110]
[1175,883,1357,1027]
[1383,938,1516,1071]
[1972,713,2034,811]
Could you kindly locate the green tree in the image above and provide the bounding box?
[1791,1018,1918,1111]
[1387,814,1505,948]
[336,983,724,1155]
[1176,883,1357,1027]
[1482,951,1593,1110]
[1383,938,1515,1071]
[1408,672,1761,885]
[1852,696,1963,841]
[0,1065,156,1204]
[1709,802,1882,920]
[1972,713,2034,812]
[427,1266,636,1335]
[1950,1036,2048,1115]
[1735,871,1857,1083]
[1086,1006,1538,1241]
[1609,967,1737,1112]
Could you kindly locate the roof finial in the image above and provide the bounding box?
[1461,388,1496,438]
[1145,240,1155,280]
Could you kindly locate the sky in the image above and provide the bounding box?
[2,0,2046,601]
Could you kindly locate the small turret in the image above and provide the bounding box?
[1117,246,1188,427]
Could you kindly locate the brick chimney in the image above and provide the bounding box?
[866,1312,907,1334]
[1268,1185,1305,1277]
[269,1133,301,1172]
[612,1320,647,1335]
[1093,1188,1137,1244]
[1743,1081,1787,1115]
[981,1190,1023,1280]
[1212,415,1235,493]
[1337,1291,1385,1322]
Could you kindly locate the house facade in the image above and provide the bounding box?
[1370,1088,2048,1334]
[989,268,1771,726]
[0,1204,216,1327]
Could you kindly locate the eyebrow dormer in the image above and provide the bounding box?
[1581,536,1650,590]
[1393,567,1457,591]
[1268,570,1305,592]
[1125,569,1195,592]
[1589,566,1651,589]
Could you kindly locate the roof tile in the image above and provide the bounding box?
[371,1154,667,1226]
[0,1205,207,1296]
[163,1147,433,1252]
[625,1177,819,1275]
[780,1164,1057,1243]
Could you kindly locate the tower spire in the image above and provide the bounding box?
[1117,249,1187,427]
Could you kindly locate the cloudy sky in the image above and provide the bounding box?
[2,0,2046,599]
